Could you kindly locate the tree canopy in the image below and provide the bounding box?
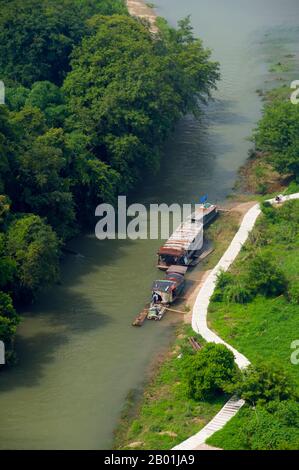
[254,100,299,177]
[0,1,219,362]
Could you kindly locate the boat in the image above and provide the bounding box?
[157,203,218,270]
[147,265,187,321]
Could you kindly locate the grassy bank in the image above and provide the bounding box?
[113,206,253,450]
[114,324,227,450]
[207,199,299,450]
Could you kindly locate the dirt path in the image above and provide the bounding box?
[126,0,158,33]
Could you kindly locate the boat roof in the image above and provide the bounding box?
[152,280,175,293]
[166,265,188,276]
[158,205,214,256]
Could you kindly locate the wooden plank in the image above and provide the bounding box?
[165,307,186,315]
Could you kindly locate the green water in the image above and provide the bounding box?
[1,0,299,450]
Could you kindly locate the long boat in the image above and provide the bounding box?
[157,203,218,270]
[147,265,187,321]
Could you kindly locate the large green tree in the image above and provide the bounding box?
[0,0,126,86]
[63,15,219,197]
[6,214,60,300]
[254,100,299,177]
[184,343,237,401]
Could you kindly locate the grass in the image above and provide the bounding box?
[113,324,226,450]
[203,211,241,270]
[269,62,292,73]
[207,406,252,450]
[206,200,299,449]
[209,296,299,386]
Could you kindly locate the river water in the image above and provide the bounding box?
[1,0,299,450]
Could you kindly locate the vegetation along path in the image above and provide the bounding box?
[174,192,299,450]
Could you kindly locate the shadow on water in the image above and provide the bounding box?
[0,237,140,392]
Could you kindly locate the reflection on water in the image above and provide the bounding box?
[1,0,299,450]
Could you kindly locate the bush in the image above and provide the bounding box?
[223,283,253,304]
[246,253,287,297]
[227,362,296,406]
[261,201,277,221]
[212,270,252,304]
[184,343,237,401]
[211,270,234,302]
[6,214,60,300]
[0,291,20,346]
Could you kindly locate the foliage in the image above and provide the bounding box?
[226,362,296,406]
[0,291,20,352]
[208,400,299,450]
[254,100,299,177]
[0,0,127,86]
[183,343,237,401]
[6,214,60,300]
[63,15,219,195]
[0,2,219,361]
[208,199,299,449]
[246,253,287,297]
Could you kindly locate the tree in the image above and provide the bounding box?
[254,100,299,177]
[0,0,127,86]
[15,127,76,240]
[184,343,237,401]
[0,291,20,346]
[63,15,219,197]
[0,233,16,289]
[227,362,296,406]
[6,214,60,300]
[240,400,299,450]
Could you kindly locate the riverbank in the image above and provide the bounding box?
[114,202,256,450]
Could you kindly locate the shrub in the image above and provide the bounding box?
[288,281,299,304]
[226,362,296,406]
[211,270,234,302]
[223,283,253,304]
[241,400,299,450]
[246,253,287,297]
[184,343,237,401]
[261,201,277,221]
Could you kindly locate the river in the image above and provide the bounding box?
[1,0,299,450]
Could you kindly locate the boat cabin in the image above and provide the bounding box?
[157,203,217,270]
[151,266,187,305]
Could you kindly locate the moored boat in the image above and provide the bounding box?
[157,203,217,270]
[147,265,187,320]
